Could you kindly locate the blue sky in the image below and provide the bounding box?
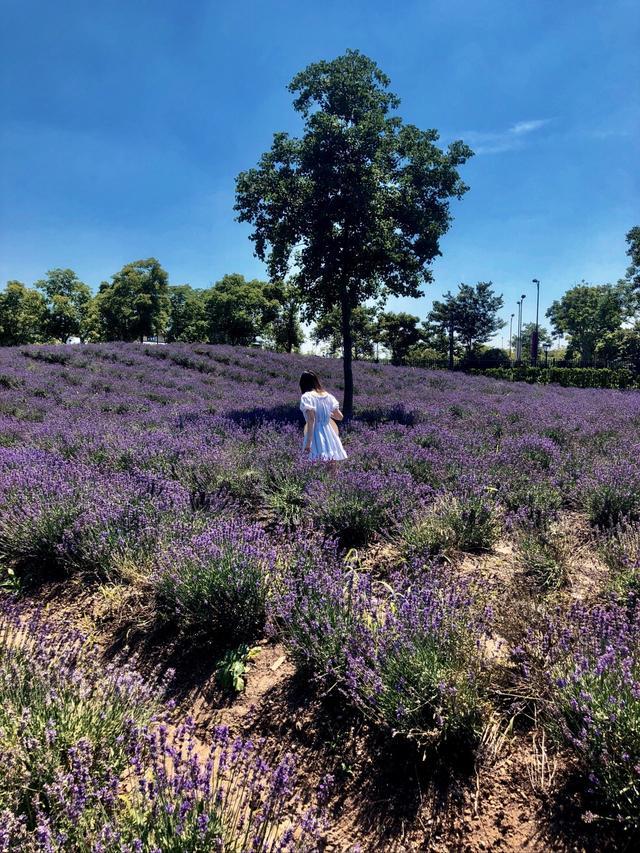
[1,0,638,343]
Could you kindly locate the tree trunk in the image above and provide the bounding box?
[448,318,454,370]
[340,291,354,419]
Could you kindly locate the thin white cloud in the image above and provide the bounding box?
[511,119,550,135]
[463,118,551,155]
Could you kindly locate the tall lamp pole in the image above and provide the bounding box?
[531,279,540,366]
[517,294,526,362]
[508,313,514,363]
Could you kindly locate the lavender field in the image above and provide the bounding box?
[1,342,639,851]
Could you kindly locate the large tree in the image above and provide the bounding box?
[511,322,552,363]
[235,50,472,416]
[34,268,92,342]
[167,284,209,343]
[311,305,379,360]
[378,311,423,365]
[266,283,305,353]
[595,324,640,371]
[428,281,504,365]
[0,281,47,346]
[92,258,170,342]
[205,273,281,346]
[546,282,630,366]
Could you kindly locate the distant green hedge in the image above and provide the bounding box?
[469,365,640,389]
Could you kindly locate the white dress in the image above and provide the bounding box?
[300,391,348,461]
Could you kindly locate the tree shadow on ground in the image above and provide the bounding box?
[225,405,302,427]
[224,403,416,429]
[537,770,638,853]
[231,669,477,850]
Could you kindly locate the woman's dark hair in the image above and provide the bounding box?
[299,371,323,394]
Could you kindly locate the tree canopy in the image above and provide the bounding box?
[546,282,631,366]
[311,305,379,360]
[265,283,305,354]
[167,285,209,343]
[92,259,170,342]
[512,322,552,362]
[205,274,282,347]
[625,226,640,290]
[235,49,472,415]
[0,281,47,346]
[428,281,504,365]
[378,311,423,365]
[34,268,91,342]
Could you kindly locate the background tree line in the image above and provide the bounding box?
[2,224,639,375]
[0,261,517,368]
[0,262,306,352]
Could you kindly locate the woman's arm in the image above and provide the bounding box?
[331,408,344,422]
[303,409,315,451]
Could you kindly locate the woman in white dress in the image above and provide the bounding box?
[299,371,348,462]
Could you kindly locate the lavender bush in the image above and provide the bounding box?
[0,601,158,829]
[584,459,640,529]
[0,601,328,851]
[153,519,275,646]
[398,490,501,558]
[601,521,640,601]
[515,525,568,591]
[515,601,640,828]
[307,469,422,549]
[275,547,490,748]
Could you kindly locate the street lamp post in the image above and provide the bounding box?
[509,313,514,363]
[517,294,526,362]
[532,279,540,366]
[543,342,551,367]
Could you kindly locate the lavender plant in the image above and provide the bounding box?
[153,519,274,646]
[515,526,568,591]
[584,460,640,529]
[515,601,640,828]
[601,521,640,602]
[275,549,490,748]
[308,469,422,549]
[0,601,158,829]
[399,491,501,558]
[0,603,328,851]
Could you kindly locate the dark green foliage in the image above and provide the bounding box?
[427,282,505,362]
[90,258,170,342]
[378,311,423,365]
[166,284,209,343]
[0,282,47,346]
[204,274,282,347]
[311,305,378,360]
[473,365,640,389]
[546,282,631,366]
[215,644,260,693]
[34,269,92,342]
